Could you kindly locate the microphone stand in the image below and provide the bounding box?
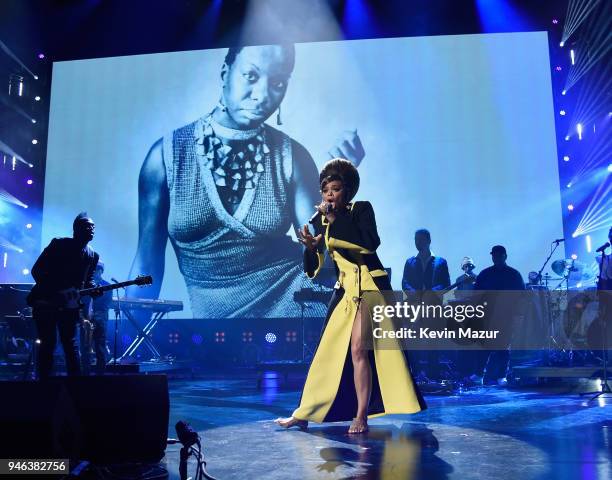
[110,280,123,372]
[536,240,562,284]
[580,249,611,400]
[538,240,563,363]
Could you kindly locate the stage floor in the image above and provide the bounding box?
[161,373,611,480]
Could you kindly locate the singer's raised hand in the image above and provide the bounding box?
[316,201,336,223]
[298,224,323,251]
[316,201,330,214]
[327,129,365,168]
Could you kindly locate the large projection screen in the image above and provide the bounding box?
[44,32,562,318]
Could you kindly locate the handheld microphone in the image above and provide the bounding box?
[309,203,333,224]
[595,242,610,253]
[111,277,119,283]
[553,238,565,243]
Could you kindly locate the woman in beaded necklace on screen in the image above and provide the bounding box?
[129,44,365,318]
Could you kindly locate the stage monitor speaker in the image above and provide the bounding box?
[0,375,169,463]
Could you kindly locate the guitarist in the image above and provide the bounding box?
[30,212,101,379]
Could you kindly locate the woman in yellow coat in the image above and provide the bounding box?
[275,158,426,434]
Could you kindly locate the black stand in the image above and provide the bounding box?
[23,336,38,381]
[178,441,217,480]
[580,250,611,400]
[110,288,122,368]
[536,240,561,285]
[538,241,566,362]
[118,309,166,361]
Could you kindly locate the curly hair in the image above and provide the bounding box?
[319,158,360,202]
[224,45,296,72]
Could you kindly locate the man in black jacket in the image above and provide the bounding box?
[30,212,100,379]
[470,245,525,386]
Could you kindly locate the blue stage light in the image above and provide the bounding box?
[265,333,277,344]
[586,235,592,253]
[192,333,203,345]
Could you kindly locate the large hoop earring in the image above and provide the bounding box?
[218,96,227,113]
[276,105,282,126]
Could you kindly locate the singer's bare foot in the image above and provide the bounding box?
[274,416,308,431]
[348,417,368,434]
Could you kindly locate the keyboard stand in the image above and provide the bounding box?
[118,309,168,361]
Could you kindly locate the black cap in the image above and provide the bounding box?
[490,245,507,255]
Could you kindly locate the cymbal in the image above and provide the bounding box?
[551,259,595,281]
[551,259,571,276]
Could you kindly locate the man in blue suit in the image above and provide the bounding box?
[401,229,451,381]
[402,229,451,292]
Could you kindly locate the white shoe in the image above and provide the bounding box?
[497,377,508,387]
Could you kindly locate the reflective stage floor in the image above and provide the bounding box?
[162,374,611,480]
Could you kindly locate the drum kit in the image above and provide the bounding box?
[527,257,596,291]
[526,254,605,369]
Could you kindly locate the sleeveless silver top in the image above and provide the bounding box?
[163,118,315,318]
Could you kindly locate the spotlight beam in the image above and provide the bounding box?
[0,93,38,124]
[562,0,602,44]
[565,31,612,90]
[0,236,24,253]
[0,40,38,80]
[574,180,612,235]
[569,131,611,183]
[0,141,30,167]
[0,188,28,209]
[566,62,610,135]
[563,2,611,91]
